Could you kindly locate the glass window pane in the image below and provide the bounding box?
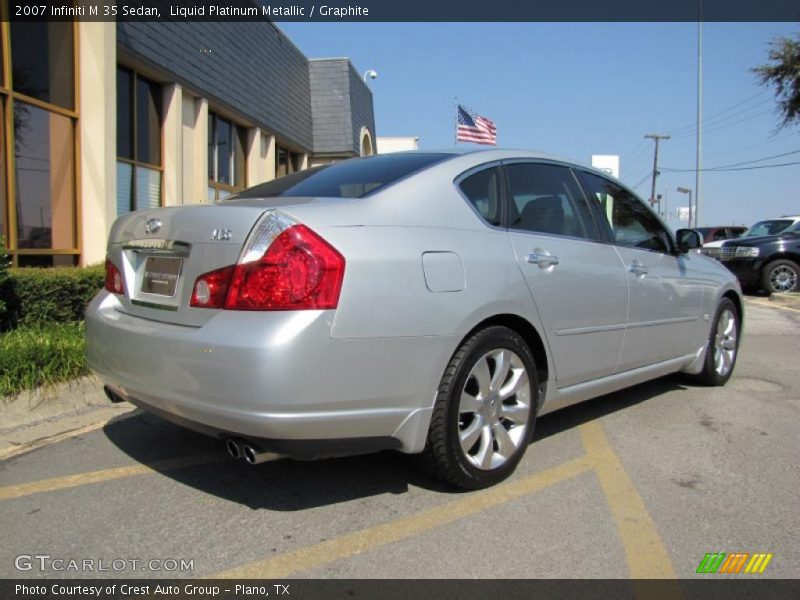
[207,113,215,180]
[116,161,133,216]
[459,168,502,226]
[234,126,247,188]
[0,102,5,241]
[218,189,232,201]
[10,22,74,110]
[14,102,75,249]
[116,68,133,159]
[216,117,231,184]
[276,147,288,178]
[207,186,217,203]
[136,76,162,165]
[135,166,161,210]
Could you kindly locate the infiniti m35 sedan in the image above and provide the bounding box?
[86,150,742,489]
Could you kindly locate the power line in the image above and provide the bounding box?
[671,107,775,139]
[662,148,800,172]
[663,160,800,173]
[667,96,772,137]
[664,90,768,136]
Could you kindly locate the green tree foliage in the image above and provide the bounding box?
[753,31,800,129]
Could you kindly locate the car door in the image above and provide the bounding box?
[503,162,629,388]
[576,171,704,371]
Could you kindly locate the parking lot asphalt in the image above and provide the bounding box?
[0,300,797,580]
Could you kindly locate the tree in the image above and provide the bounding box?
[752,31,800,129]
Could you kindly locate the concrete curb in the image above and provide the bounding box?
[768,292,800,309]
[0,376,137,459]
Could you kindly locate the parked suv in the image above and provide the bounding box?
[695,226,747,244]
[714,215,800,293]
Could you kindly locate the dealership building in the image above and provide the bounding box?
[0,18,376,266]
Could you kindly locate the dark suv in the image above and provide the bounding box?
[717,216,800,294]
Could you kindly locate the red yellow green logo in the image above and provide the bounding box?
[696,552,773,574]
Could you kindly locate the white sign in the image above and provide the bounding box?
[677,207,691,221]
[591,155,620,178]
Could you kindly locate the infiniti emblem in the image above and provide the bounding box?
[144,218,162,235]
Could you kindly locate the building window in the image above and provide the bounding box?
[276,146,288,178]
[207,111,246,202]
[1,20,78,264]
[116,67,162,216]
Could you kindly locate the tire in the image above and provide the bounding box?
[421,326,538,489]
[692,298,740,386]
[761,259,799,294]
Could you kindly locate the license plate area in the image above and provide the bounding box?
[140,256,183,297]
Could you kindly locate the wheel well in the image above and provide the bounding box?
[463,314,549,393]
[722,290,743,327]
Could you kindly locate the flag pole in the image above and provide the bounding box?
[454,97,458,146]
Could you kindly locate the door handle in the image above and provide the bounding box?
[628,262,648,276]
[526,253,560,268]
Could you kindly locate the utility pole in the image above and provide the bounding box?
[645,134,670,209]
[695,12,703,228]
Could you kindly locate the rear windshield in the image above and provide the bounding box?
[233,153,452,199]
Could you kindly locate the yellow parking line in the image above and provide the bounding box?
[745,298,800,313]
[0,452,227,501]
[579,421,677,579]
[214,456,593,578]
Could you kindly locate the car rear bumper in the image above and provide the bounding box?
[86,292,452,455]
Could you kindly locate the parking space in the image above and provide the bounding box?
[0,301,797,579]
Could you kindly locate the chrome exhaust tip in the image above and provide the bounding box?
[242,443,272,465]
[225,438,242,460]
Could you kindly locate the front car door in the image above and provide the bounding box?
[503,162,629,388]
[576,171,704,371]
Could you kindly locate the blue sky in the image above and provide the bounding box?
[279,22,799,230]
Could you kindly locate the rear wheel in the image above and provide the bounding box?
[422,326,537,489]
[693,298,740,386]
[761,259,799,294]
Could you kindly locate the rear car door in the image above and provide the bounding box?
[502,162,629,388]
[576,171,704,370]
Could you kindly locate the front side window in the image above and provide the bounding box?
[208,112,246,202]
[578,171,672,253]
[458,167,502,226]
[116,68,162,215]
[744,220,793,237]
[506,163,597,239]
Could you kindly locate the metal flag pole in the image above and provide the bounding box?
[454,97,459,145]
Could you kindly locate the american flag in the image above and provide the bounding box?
[457,105,497,145]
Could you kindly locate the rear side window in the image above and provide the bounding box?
[458,167,503,226]
[233,153,452,199]
[505,163,598,239]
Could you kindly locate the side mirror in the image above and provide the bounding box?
[676,228,703,253]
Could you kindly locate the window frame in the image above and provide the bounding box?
[574,168,678,255]
[453,161,507,230]
[207,110,248,202]
[0,16,81,265]
[116,66,164,215]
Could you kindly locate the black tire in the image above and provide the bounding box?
[761,259,799,294]
[421,326,538,489]
[692,298,740,386]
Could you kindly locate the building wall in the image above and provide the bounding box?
[348,64,376,155]
[309,59,353,156]
[377,137,420,154]
[117,21,313,151]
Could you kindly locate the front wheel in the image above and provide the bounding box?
[421,326,538,489]
[693,298,740,386]
[761,259,799,294]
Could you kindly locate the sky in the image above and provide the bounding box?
[279,22,799,230]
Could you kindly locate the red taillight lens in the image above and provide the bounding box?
[225,224,345,310]
[104,258,124,295]
[190,265,234,308]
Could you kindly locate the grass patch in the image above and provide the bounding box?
[0,322,88,398]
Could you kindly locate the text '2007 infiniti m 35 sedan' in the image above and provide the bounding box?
[86,149,743,489]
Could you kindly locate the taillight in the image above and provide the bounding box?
[190,211,345,311]
[190,265,234,308]
[104,258,124,295]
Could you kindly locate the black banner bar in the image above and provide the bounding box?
[5,0,800,22]
[3,579,800,600]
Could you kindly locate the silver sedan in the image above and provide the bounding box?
[86,149,742,489]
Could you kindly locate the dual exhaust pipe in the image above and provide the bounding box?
[225,438,273,465]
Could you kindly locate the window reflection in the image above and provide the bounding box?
[14,102,75,249]
[10,22,74,110]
